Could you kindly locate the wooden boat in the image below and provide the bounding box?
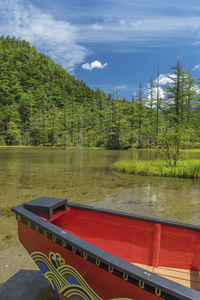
[12,197,200,300]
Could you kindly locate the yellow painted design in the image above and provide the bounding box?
[28,221,31,228]
[35,225,39,232]
[83,252,88,260]
[44,230,47,237]
[31,251,133,300]
[52,235,56,242]
[95,259,100,267]
[72,246,76,253]
[139,281,144,289]
[17,214,21,221]
[62,241,66,247]
[155,288,161,297]
[108,266,113,273]
[123,273,128,281]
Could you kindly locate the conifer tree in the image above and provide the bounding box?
[157,59,196,165]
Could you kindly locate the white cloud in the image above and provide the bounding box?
[0,0,88,71]
[78,14,200,46]
[82,60,108,71]
[157,74,175,85]
[103,17,112,24]
[91,23,103,30]
[119,20,126,26]
[146,86,165,102]
[192,64,200,71]
[146,72,200,103]
[116,85,127,90]
[192,84,200,94]
[131,21,141,27]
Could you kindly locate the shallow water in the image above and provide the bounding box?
[0,147,200,297]
[0,147,200,225]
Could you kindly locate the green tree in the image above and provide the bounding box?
[6,121,20,145]
[146,77,157,148]
[136,82,146,148]
[156,59,195,165]
[127,94,138,145]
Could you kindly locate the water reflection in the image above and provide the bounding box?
[0,148,200,226]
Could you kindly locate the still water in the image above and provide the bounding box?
[0,147,200,227]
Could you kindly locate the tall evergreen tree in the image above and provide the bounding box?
[157,59,196,165]
[137,82,146,148]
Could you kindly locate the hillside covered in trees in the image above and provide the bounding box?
[0,35,200,149]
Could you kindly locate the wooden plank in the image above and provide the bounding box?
[133,263,200,291]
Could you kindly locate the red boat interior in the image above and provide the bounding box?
[50,207,200,291]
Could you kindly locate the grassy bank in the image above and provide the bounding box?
[111,159,200,178]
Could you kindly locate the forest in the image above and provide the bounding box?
[0,35,200,150]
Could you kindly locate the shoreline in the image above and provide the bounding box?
[0,145,200,152]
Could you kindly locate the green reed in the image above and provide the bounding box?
[111,159,200,178]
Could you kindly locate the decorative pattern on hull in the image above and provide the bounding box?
[31,251,132,300]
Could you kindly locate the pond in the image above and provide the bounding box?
[0,147,200,251]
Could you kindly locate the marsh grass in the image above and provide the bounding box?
[111,159,200,178]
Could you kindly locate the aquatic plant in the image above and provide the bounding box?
[111,159,200,179]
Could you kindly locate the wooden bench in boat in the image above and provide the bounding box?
[134,263,200,291]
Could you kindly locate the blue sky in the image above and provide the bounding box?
[1,0,200,100]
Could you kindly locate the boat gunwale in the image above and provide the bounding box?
[12,201,200,300]
[67,202,200,231]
